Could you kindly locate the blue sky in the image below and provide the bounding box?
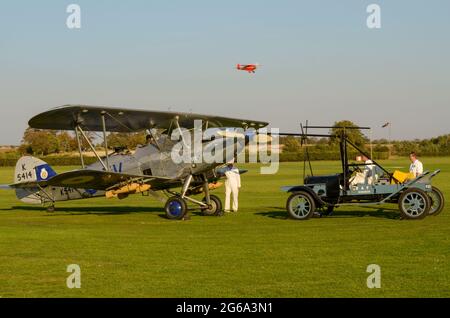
[1,0,449,144]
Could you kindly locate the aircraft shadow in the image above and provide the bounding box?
[3,205,209,219]
[2,205,164,216]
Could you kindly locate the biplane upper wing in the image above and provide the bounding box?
[37,169,172,191]
[28,105,269,132]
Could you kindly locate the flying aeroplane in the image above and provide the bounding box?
[236,64,259,73]
[1,105,268,220]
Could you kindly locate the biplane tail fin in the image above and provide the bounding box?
[12,156,57,203]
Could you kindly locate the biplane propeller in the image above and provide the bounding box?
[2,105,268,220]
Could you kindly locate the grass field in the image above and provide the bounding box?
[0,158,449,298]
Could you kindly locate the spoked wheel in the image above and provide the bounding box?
[286,191,316,220]
[398,188,430,220]
[165,197,188,220]
[428,186,445,216]
[201,194,223,216]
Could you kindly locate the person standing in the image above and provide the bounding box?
[409,152,423,177]
[224,162,241,213]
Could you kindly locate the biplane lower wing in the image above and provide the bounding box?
[39,169,171,191]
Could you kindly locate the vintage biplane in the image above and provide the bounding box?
[236,64,259,73]
[2,105,268,220]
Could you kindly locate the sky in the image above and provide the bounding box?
[0,0,449,145]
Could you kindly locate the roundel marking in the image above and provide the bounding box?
[40,168,49,180]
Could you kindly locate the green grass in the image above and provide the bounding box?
[0,158,449,298]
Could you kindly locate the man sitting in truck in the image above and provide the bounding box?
[350,154,375,186]
[409,152,423,178]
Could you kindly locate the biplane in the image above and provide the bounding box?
[1,105,268,220]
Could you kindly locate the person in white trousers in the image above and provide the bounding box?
[224,163,241,213]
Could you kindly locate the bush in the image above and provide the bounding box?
[279,151,389,162]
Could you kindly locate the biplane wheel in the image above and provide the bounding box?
[201,195,223,216]
[286,191,316,220]
[398,188,430,220]
[428,186,445,216]
[46,205,55,213]
[165,197,188,220]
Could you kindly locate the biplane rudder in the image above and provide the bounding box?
[13,156,57,203]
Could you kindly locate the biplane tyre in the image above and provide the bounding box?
[286,191,316,220]
[201,195,223,216]
[165,197,188,220]
[428,186,445,216]
[46,205,55,213]
[398,188,430,220]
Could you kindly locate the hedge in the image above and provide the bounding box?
[278,151,390,162]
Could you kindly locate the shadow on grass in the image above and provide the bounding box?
[2,205,208,220]
[1,205,164,216]
[256,206,400,220]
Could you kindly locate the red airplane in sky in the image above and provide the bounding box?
[236,63,259,73]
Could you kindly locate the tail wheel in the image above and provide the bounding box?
[398,188,430,220]
[165,197,188,220]
[201,195,223,216]
[286,191,316,220]
[428,186,445,216]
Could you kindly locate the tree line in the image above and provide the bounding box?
[9,122,450,158]
[17,128,146,156]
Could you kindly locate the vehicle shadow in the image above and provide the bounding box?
[2,205,163,216]
[256,206,400,220]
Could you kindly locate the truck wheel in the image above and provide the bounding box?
[286,191,316,220]
[201,195,223,216]
[428,186,445,216]
[398,188,430,220]
[165,197,188,220]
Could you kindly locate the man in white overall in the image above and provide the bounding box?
[224,163,241,213]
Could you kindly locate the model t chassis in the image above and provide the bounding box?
[281,125,443,220]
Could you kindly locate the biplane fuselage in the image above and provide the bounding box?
[237,64,258,73]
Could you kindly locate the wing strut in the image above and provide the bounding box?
[75,126,85,168]
[77,126,108,171]
[174,115,189,149]
[101,112,110,170]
